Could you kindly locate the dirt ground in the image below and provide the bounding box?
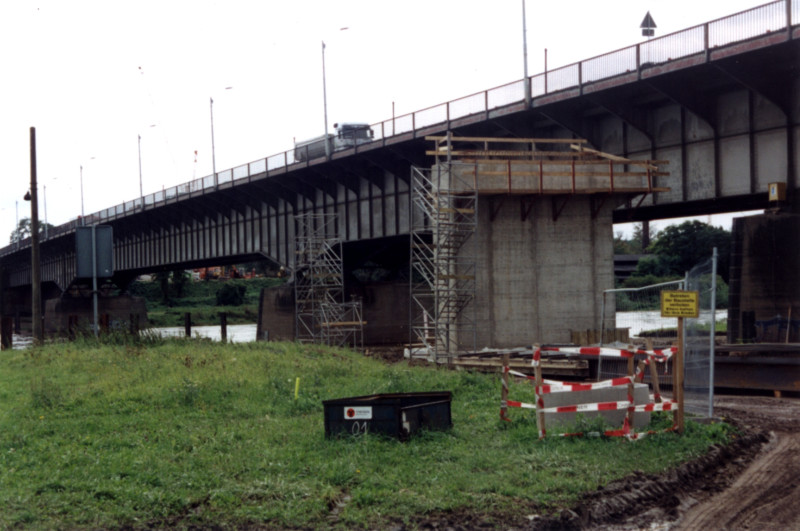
[583,394,800,531]
[395,394,800,531]
[366,349,800,530]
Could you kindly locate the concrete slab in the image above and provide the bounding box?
[541,382,652,429]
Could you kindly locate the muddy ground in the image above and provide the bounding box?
[401,394,800,531]
[364,349,799,530]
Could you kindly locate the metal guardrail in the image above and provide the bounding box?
[3,0,797,257]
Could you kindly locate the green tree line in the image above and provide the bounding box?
[615,220,731,308]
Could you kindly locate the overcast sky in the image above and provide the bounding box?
[0,0,771,244]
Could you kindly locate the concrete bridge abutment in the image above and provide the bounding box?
[467,195,619,348]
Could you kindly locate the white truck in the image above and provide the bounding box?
[294,123,374,162]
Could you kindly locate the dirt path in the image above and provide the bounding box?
[588,395,800,531]
[674,430,800,530]
[670,396,800,530]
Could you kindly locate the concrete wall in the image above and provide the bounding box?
[466,195,618,348]
[728,212,800,342]
[256,285,296,341]
[44,295,147,336]
[257,282,411,345]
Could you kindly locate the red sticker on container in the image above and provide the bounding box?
[344,406,372,420]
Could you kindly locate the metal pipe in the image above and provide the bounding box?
[708,247,718,418]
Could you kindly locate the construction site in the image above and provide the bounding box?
[259,134,669,356]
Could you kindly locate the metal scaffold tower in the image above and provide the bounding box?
[410,141,478,361]
[293,212,364,348]
[294,213,342,343]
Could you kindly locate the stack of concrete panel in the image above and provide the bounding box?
[541,382,652,429]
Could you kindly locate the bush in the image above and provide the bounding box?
[215,283,246,306]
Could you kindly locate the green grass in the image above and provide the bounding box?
[0,338,737,529]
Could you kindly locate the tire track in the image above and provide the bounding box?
[675,431,800,530]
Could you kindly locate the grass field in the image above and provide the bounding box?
[0,336,736,529]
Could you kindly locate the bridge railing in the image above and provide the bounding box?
[2,1,796,258]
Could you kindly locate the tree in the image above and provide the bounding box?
[613,231,638,255]
[9,217,56,243]
[216,283,246,306]
[170,269,191,298]
[646,220,731,282]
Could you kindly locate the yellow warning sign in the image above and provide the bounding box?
[660,290,700,318]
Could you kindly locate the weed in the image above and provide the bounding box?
[30,377,63,408]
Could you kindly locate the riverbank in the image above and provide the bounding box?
[0,338,738,529]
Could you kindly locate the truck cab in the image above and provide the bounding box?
[294,123,374,162]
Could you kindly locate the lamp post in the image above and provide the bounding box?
[138,134,144,208]
[137,125,155,211]
[522,0,530,107]
[79,164,85,220]
[79,157,95,224]
[210,87,233,190]
[322,40,330,159]
[43,185,48,239]
[321,28,348,160]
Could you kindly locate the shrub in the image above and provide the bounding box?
[216,283,246,306]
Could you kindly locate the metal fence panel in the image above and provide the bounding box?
[683,249,719,418]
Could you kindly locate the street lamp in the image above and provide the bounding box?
[210,87,233,189]
[138,125,156,210]
[80,157,95,224]
[522,0,530,107]
[322,40,330,159]
[321,28,348,160]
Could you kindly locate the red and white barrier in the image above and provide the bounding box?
[501,345,680,440]
[537,345,677,359]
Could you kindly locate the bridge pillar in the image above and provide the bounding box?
[728,211,800,343]
[467,195,618,348]
[44,295,147,337]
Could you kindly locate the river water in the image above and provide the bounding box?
[616,310,727,337]
[5,324,259,349]
[150,323,257,342]
[6,310,728,349]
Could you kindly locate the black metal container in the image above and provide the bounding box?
[323,391,452,439]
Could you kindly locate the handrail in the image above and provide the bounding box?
[2,0,796,257]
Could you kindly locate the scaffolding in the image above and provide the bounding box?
[294,213,344,343]
[320,300,364,350]
[410,133,670,360]
[410,145,478,361]
[293,212,365,348]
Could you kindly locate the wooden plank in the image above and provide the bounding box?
[465,187,670,195]
[427,149,598,158]
[426,135,588,144]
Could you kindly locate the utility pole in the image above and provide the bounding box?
[29,127,43,345]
